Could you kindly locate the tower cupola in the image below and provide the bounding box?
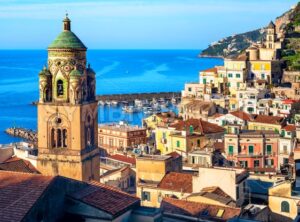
[63,13,71,31]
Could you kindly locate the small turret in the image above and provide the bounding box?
[63,13,71,31]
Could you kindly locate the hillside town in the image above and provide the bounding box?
[2,3,300,222]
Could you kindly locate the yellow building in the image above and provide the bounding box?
[268,181,300,220]
[155,119,224,156]
[248,115,285,132]
[37,15,99,182]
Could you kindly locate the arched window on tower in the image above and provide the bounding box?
[57,80,64,96]
[45,88,51,102]
[63,129,67,147]
[57,129,62,147]
[51,128,56,148]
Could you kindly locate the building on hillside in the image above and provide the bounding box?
[224,130,280,171]
[98,122,147,155]
[248,114,285,132]
[179,100,217,120]
[155,118,224,156]
[192,167,249,207]
[37,15,99,181]
[187,149,214,167]
[268,180,300,220]
[181,82,202,99]
[208,111,251,129]
[236,87,269,114]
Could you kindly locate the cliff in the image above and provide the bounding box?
[200,5,295,58]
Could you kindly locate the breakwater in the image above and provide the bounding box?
[96,92,181,103]
[5,128,37,143]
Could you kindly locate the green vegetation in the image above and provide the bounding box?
[282,3,300,71]
[201,29,264,58]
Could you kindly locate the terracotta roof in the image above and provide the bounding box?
[161,197,241,221]
[229,111,251,121]
[0,171,54,222]
[158,172,193,193]
[282,99,298,104]
[201,186,230,198]
[0,156,39,173]
[283,125,296,132]
[202,67,218,73]
[109,154,136,165]
[170,119,224,135]
[71,180,139,217]
[251,115,284,125]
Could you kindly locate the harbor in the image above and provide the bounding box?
[97,92,181,115]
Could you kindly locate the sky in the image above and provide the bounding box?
[0,0,299,49]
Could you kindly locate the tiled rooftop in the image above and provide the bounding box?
[170,118,224,135]
[108,154,136,165]
[71,180,140,217]
[158,172,193,193]
[0,171,54,222]
[0,156,39,173]
[251,115,284,125]
[161,197,241,221]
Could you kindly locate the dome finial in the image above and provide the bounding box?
[63,11,71,31]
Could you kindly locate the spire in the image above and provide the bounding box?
[267,21,275,29]
[63,12,71,31]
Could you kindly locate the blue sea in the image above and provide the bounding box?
[0,50,223,144]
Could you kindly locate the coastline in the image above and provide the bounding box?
[198,53,225,59]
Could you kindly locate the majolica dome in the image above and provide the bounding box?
[48,15,87,50]
[70,69,82,78]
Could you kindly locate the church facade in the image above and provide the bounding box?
[37,15,99,181]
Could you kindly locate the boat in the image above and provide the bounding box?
[98,100,106,106]
[171,97,177,104]
[122,106,138,113]
[105,101,111,106]
[111,100,119,106]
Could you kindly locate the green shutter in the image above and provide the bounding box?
[228,146,233,155]
[266,145,272,155]
[176,141,180,148]
[203,78,206,84]
[249,145,254,154]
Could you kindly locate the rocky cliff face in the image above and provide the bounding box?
[200,5,295,58]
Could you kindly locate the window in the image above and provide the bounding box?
[189,125,194,134]
[266,145,272,155]
[254,160,260,167]
[240,161,248,168]
[236,74,241,78]
[228,73,233,78]
[228,146,234,155]
[232,104,236,109]
[176,141,180,148]
[203,78,206,84]
[281,201,290,213]
[197,139,200,147]
[283,145,288,154]
[261,73,265,79]
[216,209,225,218]
[142,191,151,201]
[57,80,64,96]
[265,159,274,167]
[236,186,239,199]
[248,145,254,154]
[227,82,231,87]
[237,82,240,88]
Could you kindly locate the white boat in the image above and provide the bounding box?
[123,106,138,113]
[105,101,111,106]
[98,100,105,106]
[111,100,119,106]
[171,97,177,104]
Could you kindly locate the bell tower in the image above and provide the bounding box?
[37,15,99,182]
[265,21,276,49]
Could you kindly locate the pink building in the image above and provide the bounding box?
[224,130,280,172]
